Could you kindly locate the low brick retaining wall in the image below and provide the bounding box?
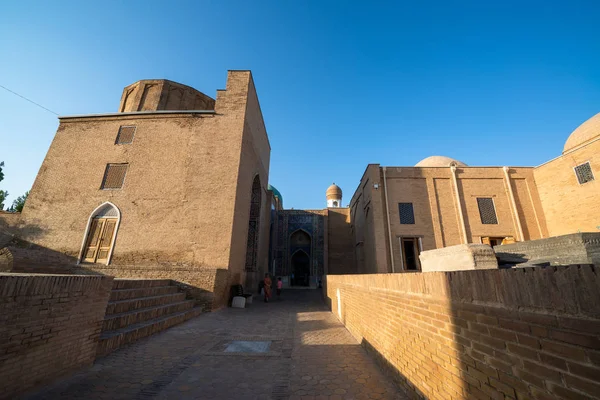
[0,273,113,399]
[324,266,600,399]
[82,263,230,310]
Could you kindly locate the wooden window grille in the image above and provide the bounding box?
[101,164,128,189]
[477,198,498,224]
[399,203,415,224]
[115,126,136,144]
[574,162,594,185]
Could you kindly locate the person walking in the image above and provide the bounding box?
[263,273,272,303]
[276,277,283,299]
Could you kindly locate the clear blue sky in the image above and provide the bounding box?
[1,1,599,209]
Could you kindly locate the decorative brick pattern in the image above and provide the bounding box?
[325,265,600,399]
[0,273,113,398]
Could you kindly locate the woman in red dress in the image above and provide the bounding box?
[263,273,272,302]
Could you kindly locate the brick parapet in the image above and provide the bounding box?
[0,273,113,399]
[324,265,600,399]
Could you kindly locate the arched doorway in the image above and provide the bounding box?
[291,250,310,287]
[245,175,261,272]
[290,229,311,286]
[79,202,120,265]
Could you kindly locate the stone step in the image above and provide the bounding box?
[102,300,195,331]
[97,307,203,357]
[105,292,187,315]
[111,279,171,290]
[109,285,178,302]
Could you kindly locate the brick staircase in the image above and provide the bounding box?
[97,279,203,357]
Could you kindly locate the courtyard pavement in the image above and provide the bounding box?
[26,290,407,400]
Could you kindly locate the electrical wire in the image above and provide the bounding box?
[0,84,58,115]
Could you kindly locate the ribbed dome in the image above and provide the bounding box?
[415,156,468,167]
[268,184,283,206]
[563,112,600,153]
[326,183,342,200]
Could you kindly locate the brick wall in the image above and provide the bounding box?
[349,164,390,274]
[327,208,356,274]
[0,239,79,274]
[228,71,271,292]
[349,165,547,275]
[2,71,271,310]
[0,273,113,399]
[534,140,600,236]
[325,266,600,399]
[15,71,267,279]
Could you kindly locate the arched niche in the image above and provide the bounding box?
[290,229,311,248]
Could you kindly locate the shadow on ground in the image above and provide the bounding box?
[25,290,408,400]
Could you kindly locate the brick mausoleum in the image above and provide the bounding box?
[1,70,600,400]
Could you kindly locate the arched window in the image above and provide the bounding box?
[78,202,121,265]
[245,175,261,271]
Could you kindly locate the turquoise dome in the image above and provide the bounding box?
[268,184,283,206]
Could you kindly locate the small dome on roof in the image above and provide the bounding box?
[563,112,600,153]
[268,184,283,206]
[326,183,342,200]
[415,156,468,167]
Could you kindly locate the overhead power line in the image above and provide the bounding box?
[0,84,58,115]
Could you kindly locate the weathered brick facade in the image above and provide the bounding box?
[1,71,270,309]
[325,266,600,399]
[0,273,113,399]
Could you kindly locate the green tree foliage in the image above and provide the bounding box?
[10,191,29,213]
[0,161,6,210]
[0,190,7,210]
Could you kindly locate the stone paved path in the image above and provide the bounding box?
[27,290,407,400]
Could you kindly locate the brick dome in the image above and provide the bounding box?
[119,79,215,112]
[563,112,600,153]
[415,156,468,167]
